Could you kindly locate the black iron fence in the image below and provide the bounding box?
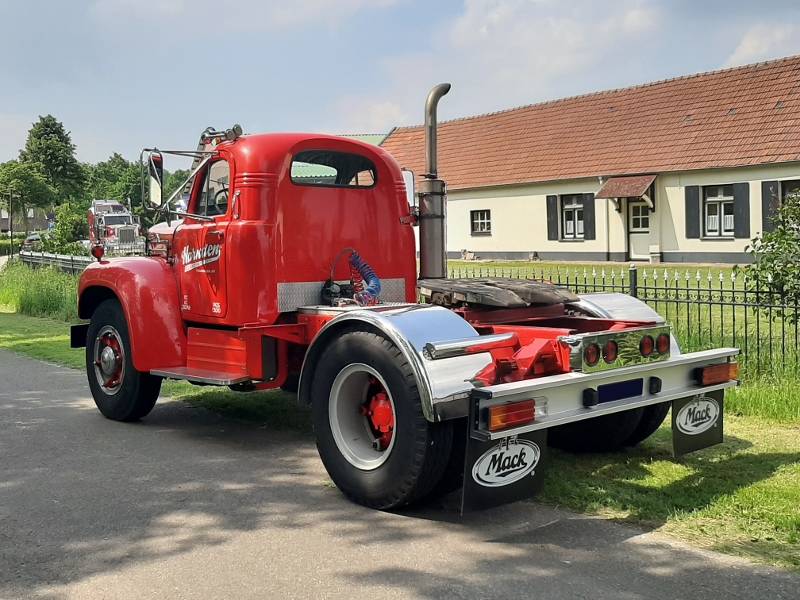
[450,263,794,377]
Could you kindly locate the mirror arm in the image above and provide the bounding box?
[163,153,214,208]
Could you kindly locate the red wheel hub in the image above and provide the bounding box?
[95,332,123,388]
[360,377,395,450]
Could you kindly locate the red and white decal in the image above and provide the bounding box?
[181,243,221,272]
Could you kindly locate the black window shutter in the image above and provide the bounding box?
[546,195,558,240]
[582,193,596,240]
[685,186,700,239]
[761,181,780,233]
[733,182,750,239]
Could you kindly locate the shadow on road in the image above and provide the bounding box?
[1,350,797,599]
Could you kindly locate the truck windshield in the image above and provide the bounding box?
[103,215,131,225]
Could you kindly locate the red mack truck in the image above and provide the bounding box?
[71,86,739,511]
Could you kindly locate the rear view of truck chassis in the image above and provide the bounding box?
[71,85,739,512]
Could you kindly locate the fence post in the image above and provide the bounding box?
[628,263,638,298]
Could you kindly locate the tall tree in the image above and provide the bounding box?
[0,160,57,233]
[19,115,84,201]
[85,153,141,205]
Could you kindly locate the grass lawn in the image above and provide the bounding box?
[0,308,797,570]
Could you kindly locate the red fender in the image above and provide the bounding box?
[78,257,186,372]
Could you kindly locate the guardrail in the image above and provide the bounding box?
[19,251,92,275]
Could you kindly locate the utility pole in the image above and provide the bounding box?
[7,189,19,256]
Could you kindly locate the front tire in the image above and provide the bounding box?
[86,299,162,422]
[311,331,453,509]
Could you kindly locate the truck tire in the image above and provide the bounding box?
[424,417,467,500]
[548,408,644,453]
[311,330,453,510]
[624,402,670,446]
[280,373,299,394]
[86,299,162,422]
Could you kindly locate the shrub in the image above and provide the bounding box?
[742,190,800,319]
[0,261,78,321]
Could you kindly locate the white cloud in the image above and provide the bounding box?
[329,0,661,132]
[724,23,800,67]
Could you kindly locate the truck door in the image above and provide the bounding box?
[176,158,231,319]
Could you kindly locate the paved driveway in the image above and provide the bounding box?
[0,349,797,599]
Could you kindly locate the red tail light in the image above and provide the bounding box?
[488,399,536,432]
[640,335,655,357]
[583,343,600,366]
[602,340,618,363]
[656,333,670,354]
[696,362,739,385]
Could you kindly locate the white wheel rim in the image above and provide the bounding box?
[329,363,396,471]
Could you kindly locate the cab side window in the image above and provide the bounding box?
[198,160,231,216]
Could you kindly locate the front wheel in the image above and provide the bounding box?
[86,299,162,422]
[311,331,453,509]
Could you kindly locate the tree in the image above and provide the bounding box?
[19,115,84,201]
[165,168,190,198]
[42,202,88,255]
[0,160,56,233]
[742,190,800,319]
[85,153,141,205]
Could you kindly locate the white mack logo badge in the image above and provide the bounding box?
[676,395,720,435]
[182,243,221,272]
[472,438,540,487]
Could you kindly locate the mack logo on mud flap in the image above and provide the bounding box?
[675,395,720,435]
[471,438,540,487]
[182,243,221,272]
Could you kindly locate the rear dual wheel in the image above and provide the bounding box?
[548,403,669,453]
[311,331,453,509]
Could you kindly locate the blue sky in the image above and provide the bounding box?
[2,0,800,166]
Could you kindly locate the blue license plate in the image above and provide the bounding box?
[598,379,644,403]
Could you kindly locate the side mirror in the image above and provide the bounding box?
[147,152,164,208]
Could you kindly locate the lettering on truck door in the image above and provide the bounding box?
[177,158,231,318]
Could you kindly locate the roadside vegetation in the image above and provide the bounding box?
[0,260,797,570]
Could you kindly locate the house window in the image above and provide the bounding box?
[470,209,491,235]
[561,195,584,239]
[629,203,650,232]
[703,185,734,237]
[781,179,800,202]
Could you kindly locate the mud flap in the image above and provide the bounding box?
[460,397,548,513]
[672,389,724,456]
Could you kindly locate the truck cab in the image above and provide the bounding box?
[72,91,739,512]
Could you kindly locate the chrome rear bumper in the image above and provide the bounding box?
[471,347,739,440]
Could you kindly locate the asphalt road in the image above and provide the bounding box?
[1,349,797,600]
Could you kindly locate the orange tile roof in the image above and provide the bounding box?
[381,55,800,191]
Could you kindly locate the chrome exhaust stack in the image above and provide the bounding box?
[418,83,451,280]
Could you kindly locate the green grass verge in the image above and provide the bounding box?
[1,309,797,570]
[540,418,800,570]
